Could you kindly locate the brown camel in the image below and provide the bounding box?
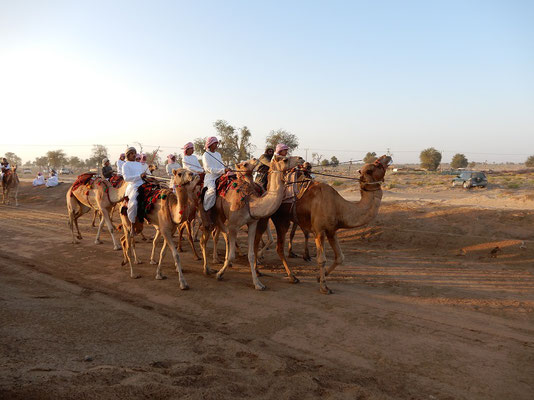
[255,155,392,294]
[1,167,19,206]
[200,154,304,290]
[120,169,197,288]
[66,175,127,250]
[150,170,202,264]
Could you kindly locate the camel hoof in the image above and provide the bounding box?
[255,270,264,277]
[194,256,201,261]
[131,274,141,279]
[255,283,266,291]
[303,255,312,262]
[180,283,189,290]
[121,261,127,266]
[95,240,103,245]
[320,287,333,295]
[203,269,212,276]
[149,260,157,265]
[288,251,299,258]
[215,272,224,281]
[77,235,83,240]
[113,245,121,251]
[155,274,167,280]
[285,276,300,284]
[135,260,143,265]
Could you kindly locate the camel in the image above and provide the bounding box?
[199,154,304,290]
[119,169,198,289]
[255,155,392,294]
[1,166,19,206]
[66,174,127,250]
[150,170,202,264]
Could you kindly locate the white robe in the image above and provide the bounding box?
[183,155,204,174]
[116,159,125,176]
[33,175,45,186]
[202,151,225,211]
[166,162,182,176]
[123,161,145,223]
[46,175,58,187]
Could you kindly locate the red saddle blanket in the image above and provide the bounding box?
[71,172,96,194]
[137,182,169,222]
[216,174,253,202]
[109,175,124,188]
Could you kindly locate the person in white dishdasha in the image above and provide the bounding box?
[122,147,147,223]
[201,136,230,212]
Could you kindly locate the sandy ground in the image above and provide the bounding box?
[1,181,533,399]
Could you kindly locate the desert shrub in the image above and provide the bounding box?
[507,182,520,189]
[525,155,534,168]
[419,148,442,171]
[451,153,468,169]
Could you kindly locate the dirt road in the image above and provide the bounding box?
[1,182,533,399]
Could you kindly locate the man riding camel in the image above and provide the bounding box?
[165,154,182,176]
[1,157,11,184]
[122,147,147,223]
[254,147,274,190]
[182,142,204,174]
[202,137,230,214]
[102,158,113,179]
[116,153,126,176]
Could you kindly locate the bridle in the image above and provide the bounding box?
[359,160,386,192]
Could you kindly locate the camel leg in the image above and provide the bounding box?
[212,228,220,263]
[161,229,188,290]
[315,232,331,294]
[155,239,168,280]
[94,211,105,244]
[101,208,121,250]
[186,221,201,260]
[91,210,98,227]
[121,220,141,279]
[247,221,265,290]
[216,227,237,281]
[193,217,200,242]
[150,229,161,265]
[288,222,299,258]
[303,230,312,262]
[14,185,19,207]
[178,223,185,252]
[273,217,299,283]
[325,234,344,276]
[199,227,213,276]
[257,223,274,259]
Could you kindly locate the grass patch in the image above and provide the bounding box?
[332,180,344,186]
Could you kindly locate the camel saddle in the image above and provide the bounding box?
[109,174,124,188]
[70,172,96,196]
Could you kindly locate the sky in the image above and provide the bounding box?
[1,0,533,165]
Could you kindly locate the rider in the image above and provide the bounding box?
[275,143,289,157]
[1,157,11,184]
[122,147,147,223]
[116,153,126,176]
[182,142,204,174]
[165,154,182,176]
[202,136,230,213]
[254,147,274,190]
[102,158,113,179]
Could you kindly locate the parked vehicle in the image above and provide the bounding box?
[23,168,32,174]
[452,171,487,189]
[59,167,73,174]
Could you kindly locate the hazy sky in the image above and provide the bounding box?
[1,0,533,164]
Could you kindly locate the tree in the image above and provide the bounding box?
[237,126,255,161]
[145,149,162,166]
[321,159,329,166]
[68,156,85,169]
[311,153,323,165]
[450,153,468,169]
[526,155,534,168]
[46,150,67,169]
[419,147,442,171]
[35,156,48,169]
[468,161,477,169]
[3,152,22,166]
[193,137,206,155]
[86,144,109,168]
[213,119,239,165]
[265,129,299,153]
[363,152,377,163]
[330,156,339,167]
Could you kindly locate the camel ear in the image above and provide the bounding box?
[172,169,178,176]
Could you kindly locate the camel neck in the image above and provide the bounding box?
[339,187,383,228]
[248,170,285,218]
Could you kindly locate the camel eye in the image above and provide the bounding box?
[244,163,248,167]
[366,169,373,175]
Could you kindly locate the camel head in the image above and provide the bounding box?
[358,155,392,190]
[235,158,259,178]
[271,155,305,172]
[172,168,197,187]
[148,164,158,173]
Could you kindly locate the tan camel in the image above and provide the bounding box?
[119,169,198,288]
[1,166,19,206]
[66,174,127,250]
[200,155,304,290]
[255,155,392,294]
[150,170,202,264]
